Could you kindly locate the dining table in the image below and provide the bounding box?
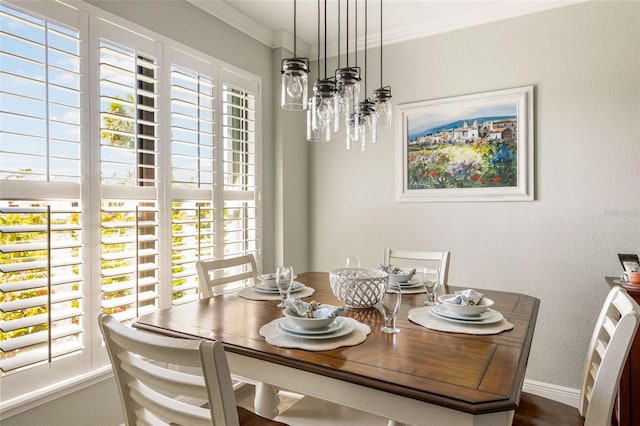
[133,272,539,426]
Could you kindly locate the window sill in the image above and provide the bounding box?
[0,366,113,421]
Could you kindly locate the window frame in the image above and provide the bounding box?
[0,0,263,416]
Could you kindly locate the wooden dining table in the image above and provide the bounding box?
[133,272,539,426]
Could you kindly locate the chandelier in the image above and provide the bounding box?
[280,0,392,150]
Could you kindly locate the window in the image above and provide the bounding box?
[168,57,216,305]
[0,1,261,409]
[221,82,259,260]
[0,3,84,375]
[98,37,160,322]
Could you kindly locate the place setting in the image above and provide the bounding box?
[379,265,426,294]
[408,289,514,335]
[259,296,371,350]
[238,266,315,301]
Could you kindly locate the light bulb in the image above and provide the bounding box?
[318,100,332,122]
[286,75,303,99]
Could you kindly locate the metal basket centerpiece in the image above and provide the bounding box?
[329,268,388,309]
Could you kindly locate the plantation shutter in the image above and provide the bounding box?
[221,74,259,266]
[168,53,216,305]
[0,3,83,373]
[98,34,160,322]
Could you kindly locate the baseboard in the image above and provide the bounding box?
[522,379,580,408]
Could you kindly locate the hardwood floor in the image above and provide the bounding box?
[513,393,585,426]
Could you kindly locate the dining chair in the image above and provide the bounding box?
[513,286,640,426]
[384,248,451,293]
[197,254,259,298]
[98,313,287,426]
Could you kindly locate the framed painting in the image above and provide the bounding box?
[396,86,534,202]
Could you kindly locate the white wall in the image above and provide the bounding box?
[309,1,640,389]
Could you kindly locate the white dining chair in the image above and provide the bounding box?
[98,313,287,426]
[384,248,451,293]
[513,286,640,426]
[197,254,259,298]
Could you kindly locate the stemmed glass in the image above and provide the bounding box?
[345,256,360,268]
[379,282,402,333]
[422,266,440,306]
[276,266,294,308]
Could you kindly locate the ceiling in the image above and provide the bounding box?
[188,0,580,58]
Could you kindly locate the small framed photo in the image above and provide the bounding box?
[618,254,640,272]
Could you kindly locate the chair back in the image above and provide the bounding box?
[384,249,451,291]
[579,286,640,426]
[98,313,240,426]
[196,254,258,298]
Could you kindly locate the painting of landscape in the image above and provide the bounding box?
[406,101,518,190]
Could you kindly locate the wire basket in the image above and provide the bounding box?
[329,268,388,309]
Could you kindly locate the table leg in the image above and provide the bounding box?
[255,382,280,418]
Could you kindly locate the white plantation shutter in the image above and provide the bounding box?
[0,3,84,375]
[0,4,81,184]
[100,201,159,320]
[0,0,262,405]
[98,33,160,322]
[0,201,83,373]
[170,201,214,304]
[221,78,259,262]
[168,52,217,304]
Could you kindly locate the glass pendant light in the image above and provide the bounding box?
[372,0,392,128]
[355,0,377,149]
[335,0,361,138]
[307,0,333,142]
[281,0,310,111]
[309,0,337,140]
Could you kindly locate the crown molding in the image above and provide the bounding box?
[189,0,582,61]
[188,0,311,57]
[187,0,274,47]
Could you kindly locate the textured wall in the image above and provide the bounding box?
[308,1,640,389]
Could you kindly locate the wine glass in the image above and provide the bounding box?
[345,256,360,268]
[422,266,440,306]
[276,266,294,308]
[379,282,402,334]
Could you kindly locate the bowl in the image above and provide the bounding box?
[282,307,335,330]
[258,273,297,289]
[329,268,388,309]
[388,270,415,283]
[258,273,277,288]
[437,294,494,316]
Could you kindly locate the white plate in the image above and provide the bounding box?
[276,317,355,340]
[431,306,504,325]
[254,281,304,293]
[279,318,345,335]
[397,280,423,289]
[432,305,491,321]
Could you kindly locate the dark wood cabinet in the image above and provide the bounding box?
[607,277,640,426]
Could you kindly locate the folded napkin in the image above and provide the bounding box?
[444,289,484,306]
[284,297,345,319]
[378,265,416,275]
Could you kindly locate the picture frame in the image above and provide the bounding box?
[395,86,534,202]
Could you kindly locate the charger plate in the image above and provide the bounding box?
[408,306,513,335]
[260,317,370,350]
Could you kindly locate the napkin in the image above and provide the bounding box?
[284,297,345,319]
[378,265,416,275]
[444,289,484,306]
